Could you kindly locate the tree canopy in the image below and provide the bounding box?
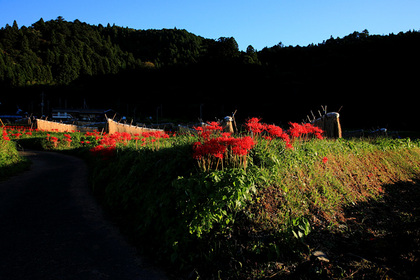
[0,18,245,86]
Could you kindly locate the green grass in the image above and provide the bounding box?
[86,135,420,279]
[5,126,420,278]
[0,128,30,181]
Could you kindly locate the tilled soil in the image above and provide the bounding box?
[0,150,167,280]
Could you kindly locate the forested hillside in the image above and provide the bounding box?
[1,17,419,129]
[0,17,236,86]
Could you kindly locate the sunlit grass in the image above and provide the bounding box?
[0,127,30,180]
[3,124,420,278]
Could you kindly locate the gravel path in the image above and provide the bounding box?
[0,150,167,280]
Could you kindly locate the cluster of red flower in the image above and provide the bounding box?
[193,135,256,160]
[89,132,131,158]
[45,133,73,148]
[193,121,257,170]
[192,118,326,170]
[2,129,10,141]
[133,131,170,149]
[46,135,59,147]
[288,122,324,140]
[89,144,116,160]
[193,121,223,140]
[63,134,72,146]
[80,131,102,145]
[89,131,171,158]
[244,118,324,150]
[140,131,170,139]
[101,132,131,146]
[2,126,36,141]
[245,118,293,149]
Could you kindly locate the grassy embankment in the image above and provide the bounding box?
[2,123,420,278]
[84,125,420,279]
[0,127,30,180]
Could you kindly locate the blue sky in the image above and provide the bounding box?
[1,0,419,50]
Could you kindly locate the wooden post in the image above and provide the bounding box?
[312,112,342,138]
[223,116,234,133]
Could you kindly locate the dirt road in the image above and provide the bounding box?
[0,150,167,280]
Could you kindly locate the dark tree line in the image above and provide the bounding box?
[0,17,247,87]
[1,17,420,129]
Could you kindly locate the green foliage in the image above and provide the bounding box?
[7,127,420,278]
[0,18,248,87]
[0,18,144,86]
[290,216,311,240]
[85,133,420,276]
[0,128,29,180]
[174,168,256,238]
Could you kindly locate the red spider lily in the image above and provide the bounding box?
[286,142,294,150]
[265,124,284,138]
[288,122,305,138]
[265,124,291,147]
[193,138,226,160]
[194,121,223,140]
[49,136,59,148]
[193,121,223,133]
[221,132,232,138]
[97,132,131,146]
[230,136,256,156]
[89,133,122,158]
[89,145,116,160]
[244,119,295,149]
[2,130,10,141]
[137,131,170,149]
[121,132,131,141]
[10,133,22,139]
[63,134,72,146]
[322,157,328,164]
[244,117,265,135]
[193,134,256,170]
[142,131,169,139]
[85,131,100,137]
[303,123,324,139]
[206,121,223,131]
[288,122,324,140]
[193,119,260,170]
